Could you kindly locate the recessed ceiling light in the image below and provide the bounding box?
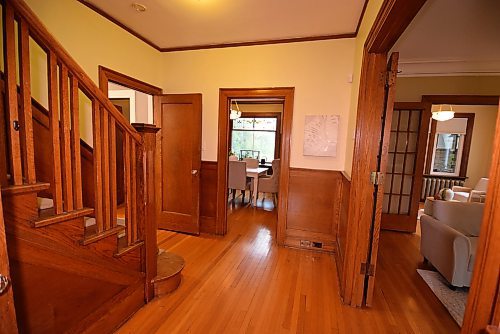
[131,3,147,12]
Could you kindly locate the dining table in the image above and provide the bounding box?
[246,167,269,206]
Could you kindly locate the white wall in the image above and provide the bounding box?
[160,39,355,170]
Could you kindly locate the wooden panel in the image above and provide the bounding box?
[200,161,217,234]
[0,79,8,187]
[285,168,342,249]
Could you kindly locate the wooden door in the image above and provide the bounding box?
[381,102,430,232]
[363,53,399,306]
[0,190,19,333]
[154,94,202,234]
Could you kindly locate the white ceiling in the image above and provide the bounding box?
[82,0,365,50]
[393,0,500,76]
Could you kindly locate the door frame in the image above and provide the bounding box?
[216,88,294,243]
[98,66,162,96]
[346,0,500,331]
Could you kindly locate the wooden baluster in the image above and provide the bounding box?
[131,140,137,242]
[18,18,36,184]
[109,118,117,228]
[70,77,83,209]
[92,101,104,232]
[3,3,23,185]
[124,134,132,245]
[59,64,73,212]
[48,50,63,214]
[101,111,111,231]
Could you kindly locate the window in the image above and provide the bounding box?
[430,133,464,176]
[231,117,279,162]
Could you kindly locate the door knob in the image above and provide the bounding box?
[0,275,10,295]
[191,169,199,175]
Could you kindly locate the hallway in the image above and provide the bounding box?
[117,199,459,333]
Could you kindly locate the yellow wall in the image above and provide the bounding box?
[24,0,162,144]
[160,40,355,170]
[344,0,385,176]
[396,76,500,102]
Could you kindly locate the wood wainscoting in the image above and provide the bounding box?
[336,172,351,269]
[200,161,218,234]
[284,168,343,252]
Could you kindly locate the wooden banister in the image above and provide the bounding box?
[8,0,142,143]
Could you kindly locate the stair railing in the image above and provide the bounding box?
[2,0,153,252]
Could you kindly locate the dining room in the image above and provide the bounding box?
[227,99,284,214]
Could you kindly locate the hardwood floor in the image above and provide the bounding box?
[116,197,460,333]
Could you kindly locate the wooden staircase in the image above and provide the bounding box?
[0,0,163,332]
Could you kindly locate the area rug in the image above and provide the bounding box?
[417,269,468,326]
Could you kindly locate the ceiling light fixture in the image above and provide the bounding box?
[432,104,455,122]
[230,101,241,120]
[131,3,147,12]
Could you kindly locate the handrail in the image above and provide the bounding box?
[9,0,142,144]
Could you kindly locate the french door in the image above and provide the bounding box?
[381,102,431,232]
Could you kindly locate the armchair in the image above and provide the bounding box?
[420,198,484,287]
[452,177,489,202]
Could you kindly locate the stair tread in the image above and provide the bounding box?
[1,182,50,196]
[115,237,144,257]
[152,252,185,282]
[34,207,95,227]
[81,225,125,246]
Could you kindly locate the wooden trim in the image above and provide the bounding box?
[98,66,162,96]
[75,0,162,51]
[217,88,294,243]
[462,105,500,332]
[159,34,356,52]
[424,112,475,178]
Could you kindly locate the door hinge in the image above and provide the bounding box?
[360,263,375,276]
[370,171,383,185]
[385,69,398,87]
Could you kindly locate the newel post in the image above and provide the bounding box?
[133,123,160,302]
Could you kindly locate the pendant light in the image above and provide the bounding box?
[432,104,455,122]
[230,101,241,120]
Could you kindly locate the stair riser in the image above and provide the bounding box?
[2,192,38,224]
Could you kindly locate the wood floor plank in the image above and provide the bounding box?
[116,196,460,334]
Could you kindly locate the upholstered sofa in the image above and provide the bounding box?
[420,198,484,287]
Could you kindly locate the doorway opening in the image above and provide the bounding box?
[216,88,294,243]
[98,66,162,216]
[343,0,500,331]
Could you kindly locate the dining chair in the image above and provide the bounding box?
[257,159,280,206]
[243,158,259,168]
[228,160,252,204]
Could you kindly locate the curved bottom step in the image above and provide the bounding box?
[152,250,185,296]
